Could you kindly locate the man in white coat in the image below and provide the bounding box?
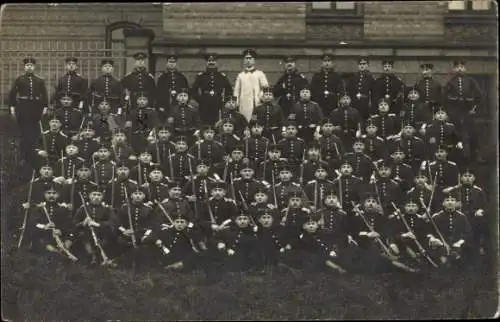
[234,49,269,122]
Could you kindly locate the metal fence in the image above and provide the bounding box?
[0,40,128,107]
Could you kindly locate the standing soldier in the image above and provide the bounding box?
[234,49,269,122]
[273,55,309,118]
[443,59,482,162]
[392,124,427,173]
[415,63,442,116]
[88,59,124,116]
[121,52,156,113]
[303,167,335,210]
[35,117,70,168]
[329,95,362,152]
[259,144,289,184]
[369,99,400,141]
[54,94,84,138]
[315,118,344,175]
[252,86,285,142]
[400,87,432,135]
[244,119,270,174]
[9,57,49,168]
[423,109,463,164]
[289,85,324,143]
[189,125,225,166]
[52,57,88,112]
[310,54,344,117]
[372,58,405,116]
[217,95,249,138]
[167,88,201,143]
[347,57,375,123]
[155,55,189,121]
[191,53,233,125]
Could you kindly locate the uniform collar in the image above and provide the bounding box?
[245,67,256,73]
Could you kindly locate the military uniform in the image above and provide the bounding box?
[223,219,260,272]
[165,150,195,186]
[415,63,442,114]
[88,60,124,114]
[116,200,155,251]
[372,59,405,115]
[198,195,238,237]
[299,159,329,185]
[369,112,400,140]
[121,53,156,111]
[191,54,233,125]
[317,127,344,172]
[331,173,363,214]
[259,157,288,184]
[167,101,201,140]
[54,104,84,137]
[70,178,99,211]
[147,136,176,166]
[280,201,311,248]
[144,180,170,204]
[252,92,285,141]
[347,57,375,120]
[90,112,118,144]
[155,55,189,118]
[189,138,225,166]
[253,208,286,268]
[110,141,136,168]
[400,94,432,134]
[361,134,387,162]
[341,151,374,183]
[387,158,414,193]
[273,180,303,211]
[8,58,49,166]
[31,176,65,205]
[361,176,402,215]
[390,135,427,173]
[55,155,85,179]
[329,105,361,151]
[290,98,324,143]
[91,158,115,188]
[406,184,434,211]
[219,105,249,138]
[243,129,270,169]
[424,119,461,157]
[310,55,344,116]
[233,177,268,207]
[215,131,242,156]
[130,161,155,187]
[75,136,100,162]
[35,128,70,168]
[52,58,88,110]
[126,104,160,153]
[183,174,217,201]
[304,179,335,208]
[211,158,246,184]
[277,134,306,172]
[428,208,471,261]
[428,159,460,199]
[105,178,139,209]
[273,57,309,117]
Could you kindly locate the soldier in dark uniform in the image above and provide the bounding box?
[369,98,400,141]
[70,165,99,212]
[8,57,49,168]
[279,191,311,253]
[442,168,488,256]
[88,59,124,116]
[217,95,248,138]
[427,147,460,203]
[347,56,375,122]
[373,58,405,116]
[121,52,156,112]
[244,119,270,175]
[109,129,136,169]
[211,144,246,183]
[54,143,85,180]
[125,94,160,153]
[415,63,442,116]
[35,117,70,169]
[143,165,171,204]
[233,165,269,207]
[427,195,471,267]
[90,100,119,143]
[215,119,242,156]
[406,170,435,212]
[298,143,329,185]
[443,59,482,161]
[273,165,304,211]
[360,121,387,162]
[331,162,363,216]
[183,160,217,204]
[277,120,306,174]
[341,140,374,183]
[290,85,324,143]
[423,108,463,164]
[105,162,139,210]
[191,53,233,125]
[189,125,225,165]
[392,124,427,172]
[147,124,176,165]
[273,55,309,118]
[52,57,88,112]
[329,94,362,152]
[252,86,285,142]
[259,144,288,184]
[155,54,189,121]
[74,123,100,162]
[25,165,64,206]
[130,151,156,188]
[54,93,84,138]
[167,88,201,142]
[362,160,403,215]
[386,145,414,193]
[73,189,117,265]
[303,167,335,210]
[165,136,195,187]
[316,118,344,175]
[400,87,432,136]
[91,144,116,191]
[310,54,344,117]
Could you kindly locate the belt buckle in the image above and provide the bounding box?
[324,90,329,96]
[356,93,362,99]
[209,90,215,96]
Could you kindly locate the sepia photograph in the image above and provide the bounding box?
[0,1,498,320]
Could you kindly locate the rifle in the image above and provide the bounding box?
[39,121,49,162]
[299,148,306,185]
[418,198,451,256]
[111,164,116,209]
[154,199,175,225]
[40,205,78,261]
[154,129,161,163]
[229,172,237,201]
[203,181,217,225]
[335,169,343,207]
[168,149,174,181]
[92,154,99,186]
[17,170,36,248]
[188,158,199,220]
[222,156,230,182]
[370,171,386,217]
[351,201,398,262]
[78,192,112,265]
[123,188,138,248]
[261,140,269,180]
[61,149,65,177]
[271,170,278,209]
[69,165,76,212]
[391,202,438,268]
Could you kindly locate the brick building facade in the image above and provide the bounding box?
[0,2,497,123]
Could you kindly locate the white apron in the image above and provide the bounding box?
[234,68,269,122]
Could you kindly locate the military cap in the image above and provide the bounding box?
[23,57,36,65]
[358,56,369,64]
[283,119,297,128]
[305,212,322,223]
[249,116,264,128]
[210,180,227,190]
[321,53,333,61]
[112,128,127,135]
[299,84,311,92]
[434,145,449,153]
[231,143,245,152]
[378,98,390,105]
[65,57,78,63]
[254,186,269,195]
[283,55,296,63]
[279,164,292,173]
[321,118,334,126]
[101,59,114,67]
[201,124,216,132]
[133,52,148,60]
[388,142,405,155]
[196,159,211,168]
[167,180,183,190]
[115,160,130,169]
[204,53,218,61]
[262,86,274,94]
[268,143,281,151]
[405,86,421,97]
[221,117,235,125]
[234,211,251,219]
[375,159,391,170]
[224,95,237,103]
[382,58,394,66]
[175,136,188,143]
[177,88,189,95]
[453,59,466,66]
[166,54,178,62]
[461,167,474,175]
[44,184,63,196]
[420,63,434,69]
[242,48,257,58]
[307,141,321,150]
[365,118,377,127]
[287,190,302,199]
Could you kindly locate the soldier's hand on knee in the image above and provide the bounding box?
[155,239,162,247]
[227,249,235,256]
[22,202,31,209]
[38,150,48,157]
[217,242,226,250]
[475,209,484,217]
[389,243,399,254]
[279,247,286,253]
[329,250,337,258]
[124,121,132,128]
[456,142,463,150]
[367,231,380,239]
[53,229,62,236]
[45,222,56,230]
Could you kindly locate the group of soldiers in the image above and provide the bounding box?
[9,49,489,274]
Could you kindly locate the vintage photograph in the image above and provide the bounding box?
[1,2,498,320]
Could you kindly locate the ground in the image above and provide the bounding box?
[1,114,498,320]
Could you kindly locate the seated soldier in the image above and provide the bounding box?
[147,124,176,165]
[55,143,85,180]
[290,85,324,143]
[125,94,160,154]
[244,119,270,175]
[35,117,69,169]
[109,129,136,168]
[217,95,248,138]
[315,118,344,176]
[259,143,288,184]
[253,86,285,142]
[189,125,225,165]
[298,142,329,185]
[54,93,84,138]
[215,118,242,156]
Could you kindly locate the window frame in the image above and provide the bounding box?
[306,2,364,24]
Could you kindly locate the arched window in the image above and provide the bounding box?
[104,21,141,77]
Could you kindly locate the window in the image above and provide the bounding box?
[311,2,356,11]
[448,0,492,11]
